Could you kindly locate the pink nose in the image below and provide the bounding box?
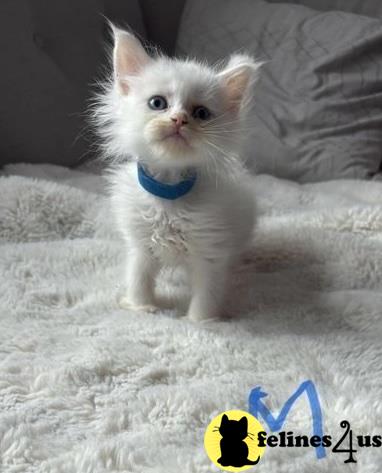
[171,114,188,128]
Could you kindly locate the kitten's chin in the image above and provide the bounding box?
[148,137,200,166]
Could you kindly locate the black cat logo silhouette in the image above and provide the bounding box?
[204,410,266,472]
[218,414,260,467]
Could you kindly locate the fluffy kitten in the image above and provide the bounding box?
[95,26,260,321]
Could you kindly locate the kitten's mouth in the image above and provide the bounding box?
[161,130,191,147]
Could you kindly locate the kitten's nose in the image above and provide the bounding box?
[171,113,188,128]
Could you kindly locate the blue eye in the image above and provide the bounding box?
[192,105,211,121]
[148,95,168,110]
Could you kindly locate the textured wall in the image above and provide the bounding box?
[0,0,146,167]
[140,0,186,54]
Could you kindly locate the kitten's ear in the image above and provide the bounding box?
[218,54,262,114]
[239,416,248,430]
[111,24,151,94]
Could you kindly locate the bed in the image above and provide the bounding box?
[1,0,382,471]
[1,163,381,471]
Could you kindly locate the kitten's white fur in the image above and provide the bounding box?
[95,27,260,321]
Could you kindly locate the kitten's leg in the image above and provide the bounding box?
[119,247,158,312]
[186,258,228,321]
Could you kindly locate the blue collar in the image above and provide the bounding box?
[137,164,197,200]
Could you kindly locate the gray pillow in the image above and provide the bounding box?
[177,0,382,182]
[267,0,382,19]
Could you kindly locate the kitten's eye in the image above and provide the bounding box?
[192,105,211,121]
[148,95,168,111]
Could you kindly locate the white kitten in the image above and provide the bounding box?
[95,26,260,321]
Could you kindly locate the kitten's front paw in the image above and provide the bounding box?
[119,296,158,313]
[186,310,218,323]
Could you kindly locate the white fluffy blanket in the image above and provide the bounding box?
[1,164,382,473]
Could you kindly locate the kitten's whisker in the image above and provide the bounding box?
[204,142,230,167]
[201,122,246,130]
[207,149,236,174]
[202,128,254,137]
[203,143,242,186]
[203,127,251,132]
[200,114,246,125]
[202,118,245,126]
[202,132,249,139]
[203,147,216,184]
[203,148,220,187]
[205,139,237,165]
[203,120,254,129]
[201,111,233,125]
[203,126,254,133]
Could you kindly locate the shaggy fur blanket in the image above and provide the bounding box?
[1,163,381,472]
